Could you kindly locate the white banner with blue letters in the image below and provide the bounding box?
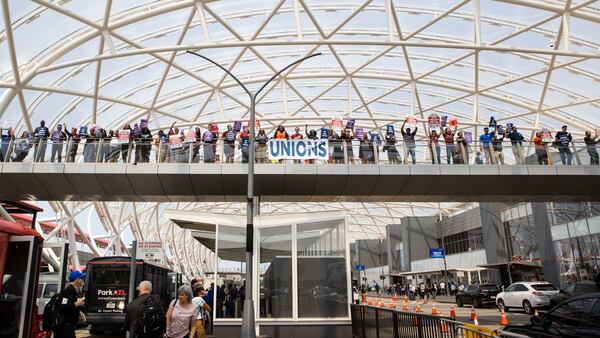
[268,139,328,160]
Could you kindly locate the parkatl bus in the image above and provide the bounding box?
[83,256,175,335]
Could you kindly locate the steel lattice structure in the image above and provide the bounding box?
[1,0,599,276]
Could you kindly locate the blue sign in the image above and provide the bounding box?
[233,121,242,132]
[346,119,355,129]
[356,264,365,271]
[386,124,395,136]
[320,128,329,139]
[430,248,445,258]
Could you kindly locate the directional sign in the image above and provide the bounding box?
[430,248,445,258]
[356,264,365,271]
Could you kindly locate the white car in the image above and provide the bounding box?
[496,282,559,314]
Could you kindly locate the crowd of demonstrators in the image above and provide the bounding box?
[1,118,599,165]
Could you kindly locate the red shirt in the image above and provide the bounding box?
[291,133,303,140]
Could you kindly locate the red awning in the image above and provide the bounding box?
[0,219,43,239]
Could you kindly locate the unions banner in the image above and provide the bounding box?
[268,139,328,160]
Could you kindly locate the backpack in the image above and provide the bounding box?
[42,291,64,331]
[134,295,166,338]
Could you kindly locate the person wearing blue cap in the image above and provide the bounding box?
[53,271,86,338]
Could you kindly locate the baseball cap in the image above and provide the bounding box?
[68,271,87,282]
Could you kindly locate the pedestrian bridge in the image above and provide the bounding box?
[0,162,598,202]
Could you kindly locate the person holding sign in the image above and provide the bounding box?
[341,128,355,163]
[401,120,418,164]
[11,131,32,162]
[443,125,457,165]
[455,131,469,164]
[329,128,343,164]
[584,130,599,165]
[33,120,50,162]
[429,127,442,164]
[256,128,269,163]
[64,127,80,163]
[222,125,237,164]
[0,125,14,162]
[274,125,289,140]
[555,125,573,165]
[291,127,304,164]
[533,131,549,165]
[203,124,216,163]
[383,133,400,164]
[50,123,68,163]
[507,126,525,165]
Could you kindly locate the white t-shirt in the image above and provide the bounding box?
[192,296,207,320]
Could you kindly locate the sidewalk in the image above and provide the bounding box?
[366,292,456,304]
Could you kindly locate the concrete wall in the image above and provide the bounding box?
[400,216,438,269]
[410,249,487,272]
[355,239,387,269]
[386,223,403,273]
[531,202,561,287]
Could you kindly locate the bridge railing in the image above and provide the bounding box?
[0,137,596,166]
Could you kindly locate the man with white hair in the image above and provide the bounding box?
[124,280,166,338]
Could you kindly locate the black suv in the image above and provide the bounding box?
[455,283,500,308]
[502,293,600,338]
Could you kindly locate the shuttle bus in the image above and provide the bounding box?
[83,256,175,334]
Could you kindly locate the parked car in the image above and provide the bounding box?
[550,281,599,308]
[36,273,59,316]
[502,293,600,338]
[496,282,559,314]
[455,283,500,308]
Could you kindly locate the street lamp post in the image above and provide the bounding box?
[186,50,320,338]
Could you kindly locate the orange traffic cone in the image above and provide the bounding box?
[388,300,396,309]
[450,306,456,320]
[379,299,385,307]
[424,294,428,304]
[368,298,373,305]
[415,301,422,313]
[431,302,438,315]
[499,306,509,325]
[473,312,479,326]
[470,305,476,321]
[402,300,408,311]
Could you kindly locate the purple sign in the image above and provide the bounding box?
[346,118,355,129]
[140,118,148,129]
[356,128,364,140]
[233,121,242,132]
[464,131,473,144]
[441,116,448,128]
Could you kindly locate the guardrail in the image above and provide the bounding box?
[350,304,530,338]
[0,138,597,166]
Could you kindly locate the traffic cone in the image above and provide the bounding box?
[450,306,456,320]
[473,312,479,326]
[424,294,428,304]
[368,298,373,305]
[388,300,396,309]
[415,301,422,313]
[431,302,438,315]
[379,299,385,307]
[470,305,476,321]
[499,306,509,325]
[402,300,408,311]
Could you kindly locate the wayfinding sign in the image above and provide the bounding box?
[430,248,445,258]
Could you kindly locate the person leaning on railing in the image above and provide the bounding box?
[11,131,32,162]
[533,131,549,165]
[455,131,469,164]
[443,125,457,165]
[0,126,15,162]
[555,125,573,165]
[492,132,505,165]
[584,130,599,165]
[479,126,496,164]
[429,127,442,164]
[341,128,355,164]
[507,126,525,164]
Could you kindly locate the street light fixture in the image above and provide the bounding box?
[186,50,321,338]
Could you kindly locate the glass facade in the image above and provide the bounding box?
[549,202,600,287]
[437,227,484,255]
[258,225,292,319]
[501,203,541,261]
[297,219,347,318]
[216,225,246,319]
[203,216,349,322]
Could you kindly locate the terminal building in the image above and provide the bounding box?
[0,1,600,338]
